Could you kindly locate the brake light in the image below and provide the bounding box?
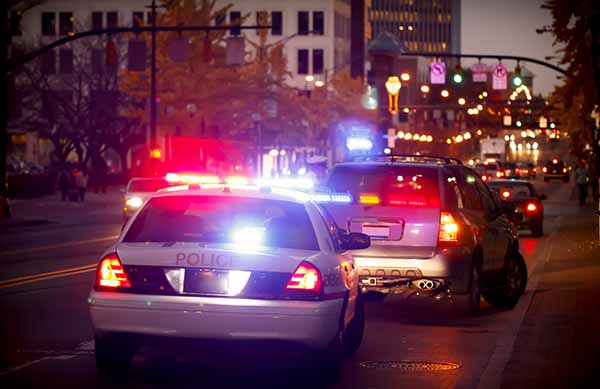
[96,253,131,289]
[502,191,511,199]
[515,168,519,173]
[525,202,538,213]
[562,168,567,173]
[552,159,558,164]
[542,167,547,173]
[496,171,504,178]
[165,173,220,184]
[481,175,488,181]
[359,193,381,205]
[438,211,459,246]
[285,262,323,299]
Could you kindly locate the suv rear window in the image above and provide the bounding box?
[124,196,319,251]
[327,165,440,207]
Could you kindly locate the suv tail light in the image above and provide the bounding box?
[525,202,538,213]
[96,253,131,289]
[359,193,381,205]
[284,261,323,300]
[438,211,459,246]
[387,195,441,207]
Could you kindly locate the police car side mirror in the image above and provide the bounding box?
[343,232,370,250]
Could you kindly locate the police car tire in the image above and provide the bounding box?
[95,335,134,376]
[342,290,365,356]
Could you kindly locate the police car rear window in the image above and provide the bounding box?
[123,196,320,251]
[327,165,440,207]
[129,179,168,192]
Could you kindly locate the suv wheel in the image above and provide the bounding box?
[483,253,527,308]
[95,334,135,377]
[454,265,481,316]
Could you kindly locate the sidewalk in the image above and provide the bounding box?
[2,186,123,229]
[500,204,600,387]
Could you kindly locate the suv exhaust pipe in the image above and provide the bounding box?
[413,279,439,290]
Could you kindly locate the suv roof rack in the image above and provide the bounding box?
[354,154,463,165]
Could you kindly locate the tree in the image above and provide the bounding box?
[543,0,600,182]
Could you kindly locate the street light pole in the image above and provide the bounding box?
[149,0,158,150]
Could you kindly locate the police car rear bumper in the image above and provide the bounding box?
[89,291,343,350]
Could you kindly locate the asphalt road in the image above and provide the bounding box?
[0,177,598,388]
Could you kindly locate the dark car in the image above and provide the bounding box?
[514,162,537,179]
[475,160,505,182]
[542,158,569,182]
[323,154,528,316]
[487,179,546,237]
[503,162,519,178]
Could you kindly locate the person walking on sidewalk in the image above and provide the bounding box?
[57,167,71,201]
[574,159,590,206]
[74,169,88,201]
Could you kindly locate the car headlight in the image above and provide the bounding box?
[125,197,143,209]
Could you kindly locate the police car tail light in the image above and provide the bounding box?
[286,261,323,293]
[96,253,131,289]
[438,211,460,246]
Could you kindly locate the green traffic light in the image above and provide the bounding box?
[513,76,523,86]
[452,73,463,84]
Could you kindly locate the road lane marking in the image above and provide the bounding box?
[476,216,561,389]
[0,235,119,257]
[0,264,96,289]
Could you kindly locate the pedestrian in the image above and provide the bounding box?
[57,167,71,201]
[75,169,88,201]
[574,159,590,206]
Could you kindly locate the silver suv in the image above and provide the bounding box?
[322,154,527,315]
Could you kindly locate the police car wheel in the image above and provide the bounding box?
[95,334,135,377]
[342,290,365,356]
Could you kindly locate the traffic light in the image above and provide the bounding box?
[452,64,464,85]
[512,65,523,87]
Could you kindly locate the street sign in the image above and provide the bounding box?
[430,61,446,84]
[471,63,487,82]
[492,64,508,90]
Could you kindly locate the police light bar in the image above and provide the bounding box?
[166,173,220,184]
[255,177,315,190]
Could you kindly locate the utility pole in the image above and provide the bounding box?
[148,0,158,151]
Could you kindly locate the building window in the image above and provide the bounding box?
[106,12,118,28]
[91,12,103,29]
[59,49,74,74]
[313,11,324,35]
[146,12,154,25]
[132,11,144,28]
[41,12,56,36]
[313,49,324,74]
[41,50,55,74]
[229,11,241,35]
[91,49,103,74]
[59,12,74,35]
[215,12,225,26]
[297,49,309,74]
[256,11,268,35]
[298,11,309,35]
[9,11,22,36]
[271,11,282,35]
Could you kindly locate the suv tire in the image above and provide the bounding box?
[95,334,135,377]
[483,253,527,309]
[454,264,481,316]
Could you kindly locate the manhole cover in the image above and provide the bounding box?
[359,361,461,371]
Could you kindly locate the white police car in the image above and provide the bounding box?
[89,183,369,375]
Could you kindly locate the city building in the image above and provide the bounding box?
[368,0,461,55]
[215,0,352,89]
[350,0,372,79]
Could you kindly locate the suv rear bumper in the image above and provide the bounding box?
[353,247,472,295]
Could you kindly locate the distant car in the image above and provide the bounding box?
[542,158,569,182]
[502,162,519,179]
[122,178,169,220]
[475,160,505,182]
[323,154,527,316]
[90,184,369,376]
[487,180,546,237]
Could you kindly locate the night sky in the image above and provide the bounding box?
[461,0,560,97]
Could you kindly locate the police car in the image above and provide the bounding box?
[89,182,370,375]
